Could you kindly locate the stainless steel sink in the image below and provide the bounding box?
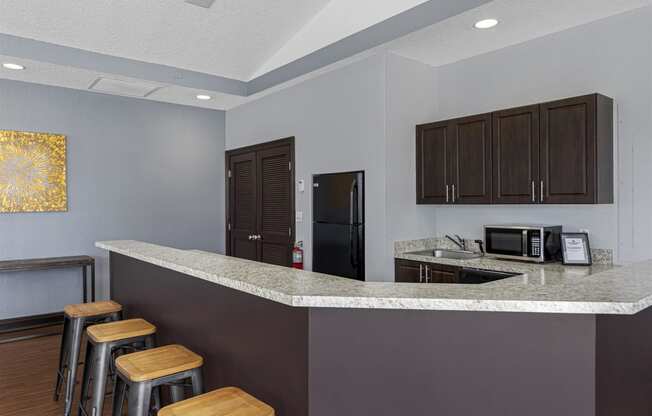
[408,249,482,260]
[433,249,482,260]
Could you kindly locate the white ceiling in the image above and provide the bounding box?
[0,0,431,82]
[0,54,249,110]
[387,0,650,68]
[0,0,330,81]
[0,0,649,110]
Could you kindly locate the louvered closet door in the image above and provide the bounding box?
[229,151,258,261]
[257,145,293,266]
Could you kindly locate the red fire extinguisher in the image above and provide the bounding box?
[292,241,304,269]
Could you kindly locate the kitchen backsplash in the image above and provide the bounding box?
[394,238,613,265]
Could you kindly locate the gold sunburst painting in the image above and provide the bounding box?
[0,130,67,213]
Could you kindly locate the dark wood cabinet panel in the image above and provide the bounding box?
[226,138,295,266]
[450,114,492,204]
[394,259,424,283]
[416,93,613,205]
[492,105,540,204]
[416,121,451,204]
[428,266,459,284]
[395,259,460,284]
[540,94,613,204]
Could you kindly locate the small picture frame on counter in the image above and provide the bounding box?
[561,233,592,266]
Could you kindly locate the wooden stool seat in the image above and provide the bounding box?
[87,318,156,343]
[64,300,122,318]
[158,387,275,416]
[115,344,203,382]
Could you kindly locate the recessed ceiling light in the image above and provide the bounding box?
[2,63,25,70]
[196,94,212,100]
[474,19,499,29]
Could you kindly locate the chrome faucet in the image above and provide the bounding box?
[445,234,466,251]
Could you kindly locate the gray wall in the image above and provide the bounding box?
[428,6,652,264]
[0,79,225,319]
[226,55,389,280]
[384,53,439,276]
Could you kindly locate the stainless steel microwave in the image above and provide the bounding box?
[484,225,562,263]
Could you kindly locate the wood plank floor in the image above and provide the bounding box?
[0,327,113,416]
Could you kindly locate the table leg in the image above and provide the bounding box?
[91,263,96,302]
[82,266,88,303]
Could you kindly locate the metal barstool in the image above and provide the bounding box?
[112,344,204,416]
[158,387,275,416]
[54,300,123,416]
[78,318,157,416]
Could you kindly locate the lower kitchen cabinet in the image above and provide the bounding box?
[394,259,460,283]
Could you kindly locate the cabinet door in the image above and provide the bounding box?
[492,105,540,204]
[540,95,596,204]
[228,151,258,261]
[395,259,424,283]
[427,264,460,284]
[257,145,293,266]
[416,122,451,204]
[449,114,492,204]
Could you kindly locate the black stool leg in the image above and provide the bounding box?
[127,381,152,416]
[54,315,71,401]
[190,368,204,397]
[89,343,111,416]
[78,340,95,416]
[64,317,85,416]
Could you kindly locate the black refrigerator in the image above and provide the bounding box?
[312,171,364,281]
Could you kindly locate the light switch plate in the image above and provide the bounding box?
[296,211,303,223]
[297,179,305,193]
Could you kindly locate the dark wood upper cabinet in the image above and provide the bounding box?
[540,94,613,204]
[416,121,451,204]
[450,114,492,204]
[417,93,613,205]
[416,114,491,205]
[492,105,540,204]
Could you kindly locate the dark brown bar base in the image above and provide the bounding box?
[110,253,652,416]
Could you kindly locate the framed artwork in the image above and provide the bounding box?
[561,232,592,266]
[0,130,67,213]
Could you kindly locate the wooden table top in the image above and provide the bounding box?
[0,256,94,272]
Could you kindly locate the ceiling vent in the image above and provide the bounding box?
[185,0,216,8]
[88,77,163,97]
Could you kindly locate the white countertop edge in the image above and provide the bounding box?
[96,241,650,315]
[291,297,645,314]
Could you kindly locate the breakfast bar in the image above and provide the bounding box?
[97,240,652,416]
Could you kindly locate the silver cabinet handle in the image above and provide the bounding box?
[425,266,431,283]
[419,264,424,283]
[445,185,449,203]
[531,181,535,203]
[540,181,544,203]
[452,184,456,203]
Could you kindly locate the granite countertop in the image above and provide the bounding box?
[395,250,614,277]
[97,240,652,315]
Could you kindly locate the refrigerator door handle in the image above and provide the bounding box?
[349,179,357,225]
